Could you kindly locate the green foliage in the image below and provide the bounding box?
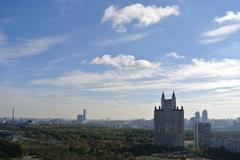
[0,125,158,159]
[0,140,27,158]
[4,125,236,159]
[201,147,240,160]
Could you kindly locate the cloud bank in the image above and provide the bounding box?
[32,54,240,95]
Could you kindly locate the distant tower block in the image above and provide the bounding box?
[83,109,87,122]
[77,114,84,124]
[195,111,200,123]
[76,108,87,124]
[202,110,208,123]
[12,108,15,124]
[154,91,184,148]
[194,122,211,149]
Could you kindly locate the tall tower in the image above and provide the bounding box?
[12,108,15,124]
[202,110,208,123]
[154,92,184,148]
[83,109,87,122]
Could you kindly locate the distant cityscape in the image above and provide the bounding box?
[1,101,240,131]
[1,92,240,156]
[2,109,240,131]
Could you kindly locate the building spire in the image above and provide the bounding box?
[172,91,176,99]
[172,91,176,109]
[161,91,165,100]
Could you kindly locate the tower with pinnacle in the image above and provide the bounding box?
[154,91,184,148]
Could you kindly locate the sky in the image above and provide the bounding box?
[1,0,240,120]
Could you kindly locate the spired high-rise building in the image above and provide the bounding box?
[154,92,184,148]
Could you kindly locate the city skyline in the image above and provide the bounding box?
[1,0,240,119]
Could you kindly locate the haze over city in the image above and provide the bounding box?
[1,0,240,120]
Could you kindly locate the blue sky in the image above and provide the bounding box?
[1,0,240,119]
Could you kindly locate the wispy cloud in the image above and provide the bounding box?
[0,34,68,64]
[165,52,184,59]
[0,33,6,45]
[200,11,240,44]
[29,55,240,119]
[167,58,240,81]
[215,11,240,24]
[32,54,240,95]
[96,33,148,46]
[32,54,161,87]
[102,3,179,32]
[198,38,225,45]
[200,24,240,44]
[32,68,162,87]
[202,24,240,38]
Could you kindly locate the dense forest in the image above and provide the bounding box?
[0,125,164,159]
[0,124,240,160]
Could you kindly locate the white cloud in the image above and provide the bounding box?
[102,3,179,32]
[96,33,148,46]
[165,52,184,59]
[0,35,68,64]
[32,71,109,86]
[167,58,240,81]
[30,56,240,119]
[198,38,225,44]
[202,24,240,38]
[32,68,161,87]
[91,54,160,69]
[215,11,240,24]
[32,56,240,94]
[32,54,162,88]
[200,11,240,44]
[200,24,240,44]
[89,58,240,92]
